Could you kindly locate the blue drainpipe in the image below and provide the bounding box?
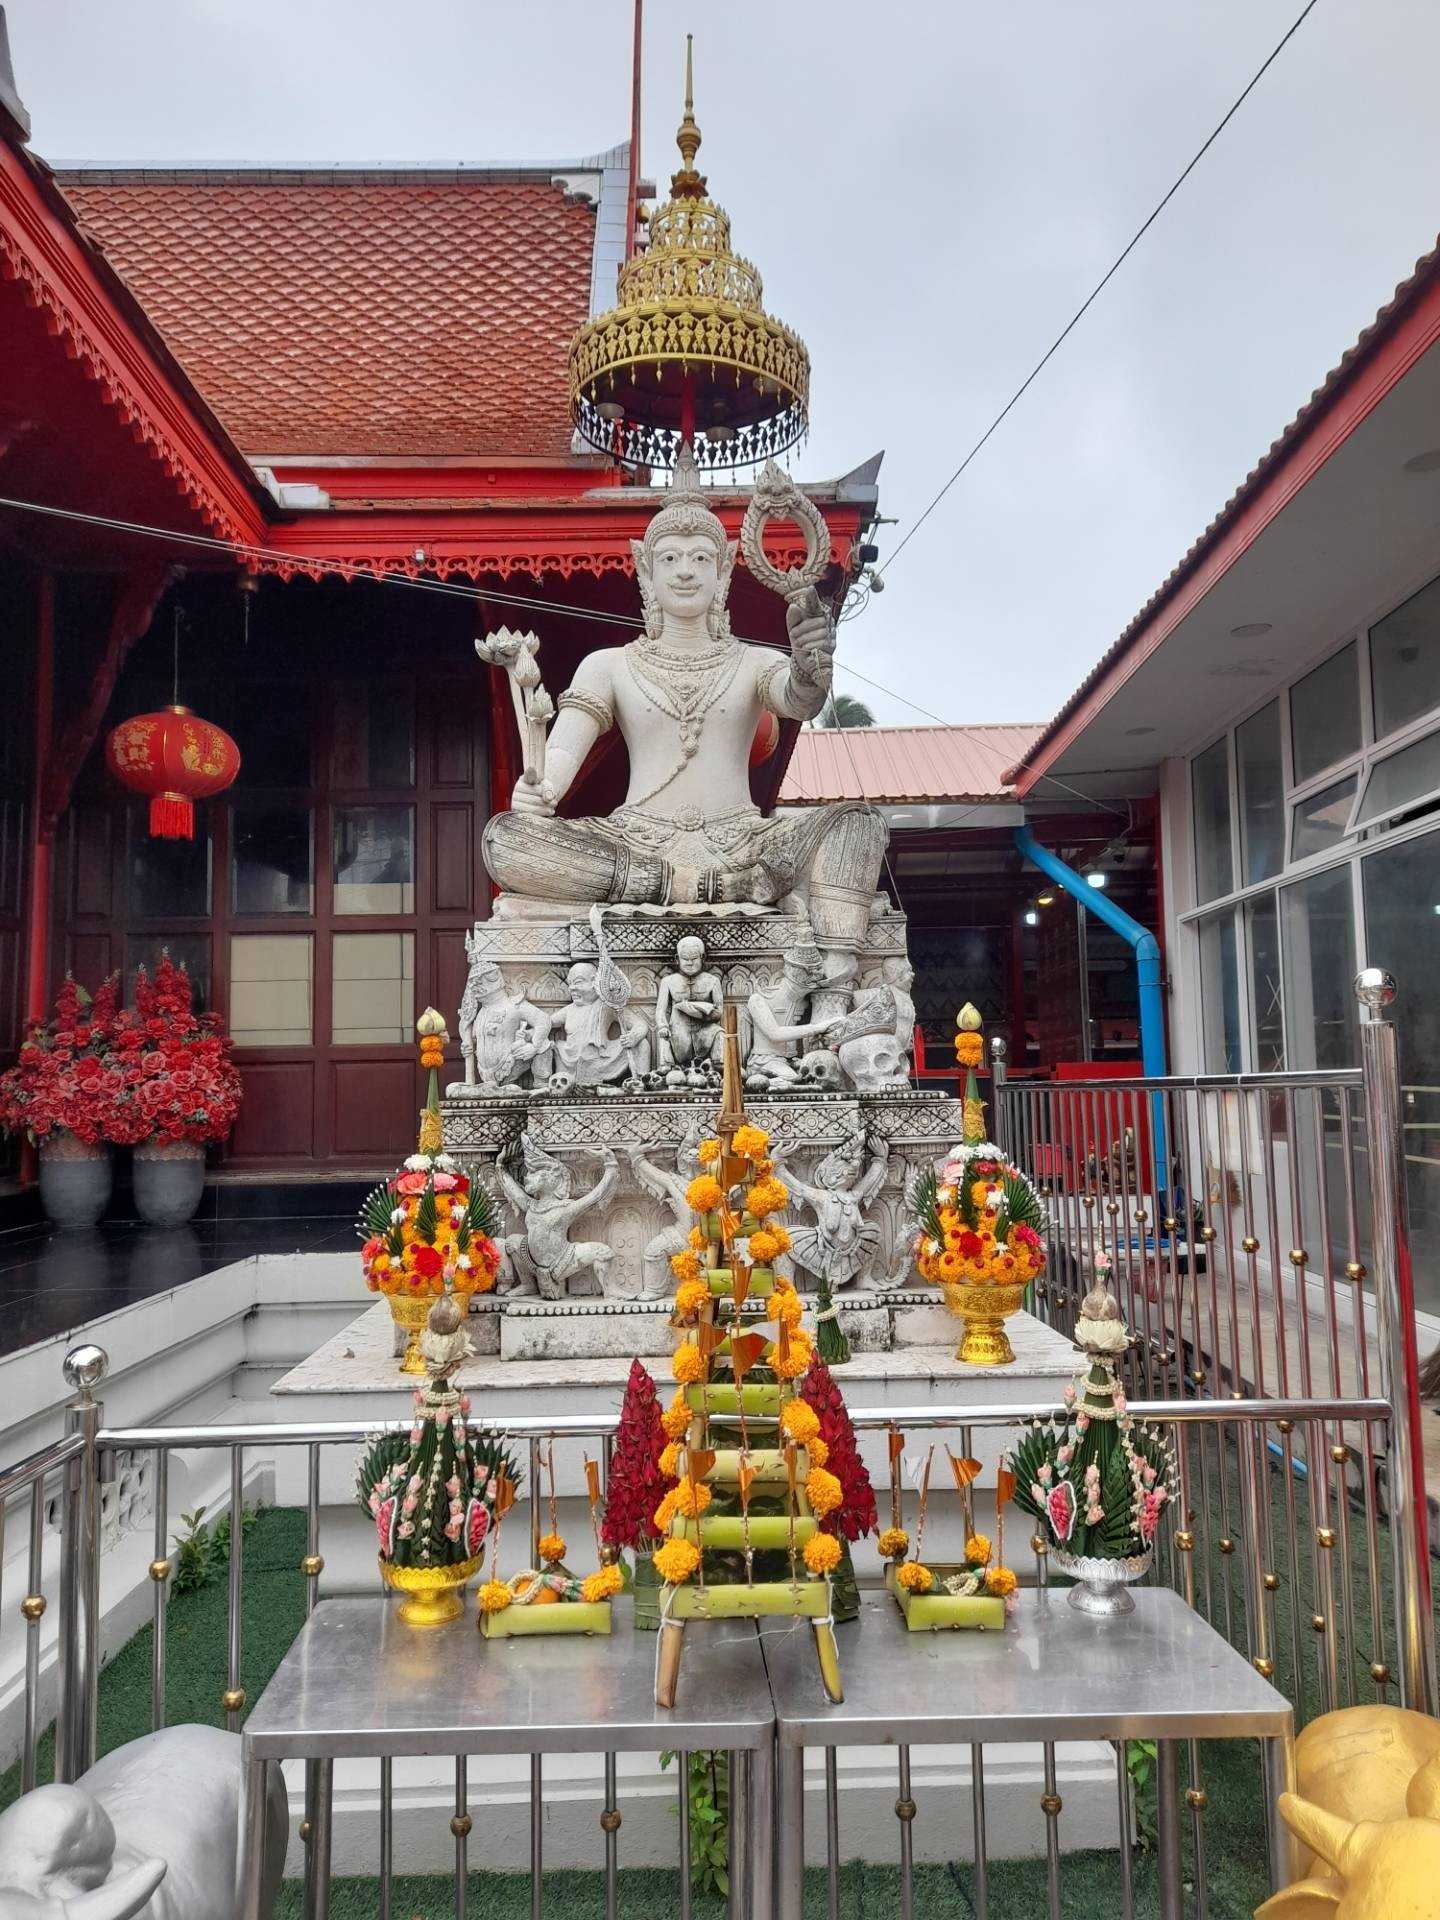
[1013,826,1167,1077]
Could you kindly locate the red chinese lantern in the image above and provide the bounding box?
[749,711,780,766]
[105,705,241,839]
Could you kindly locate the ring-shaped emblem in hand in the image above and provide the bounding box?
[739,458,830,600]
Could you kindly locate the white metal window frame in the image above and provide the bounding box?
[1177,558,1440,1074]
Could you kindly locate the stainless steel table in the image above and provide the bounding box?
[238,1595,777,1920]
[762,1585,1297,1920]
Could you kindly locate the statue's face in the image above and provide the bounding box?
[677,939,704,977]
[650,535,721,622]
[478,967,504,1001]
[568,965,598,1003]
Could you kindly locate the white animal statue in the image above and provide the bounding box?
[0,1725,287,1920]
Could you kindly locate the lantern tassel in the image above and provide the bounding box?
[149,792,194,839]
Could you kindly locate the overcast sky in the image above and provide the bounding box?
[7,0,1440,728]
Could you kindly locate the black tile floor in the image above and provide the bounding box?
[0,1215,355,1359]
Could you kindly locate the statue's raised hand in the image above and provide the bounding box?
[508,771,557,817]
[786,586,835,693]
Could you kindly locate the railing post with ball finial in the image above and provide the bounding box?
[56,1343,108,1779]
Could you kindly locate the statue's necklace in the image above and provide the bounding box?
[623,636,745,806]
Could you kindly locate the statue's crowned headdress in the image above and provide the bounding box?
[631,445,737,643]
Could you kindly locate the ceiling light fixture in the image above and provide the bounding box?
[1023,909,1039,926]
[1036,890,1055,907]
[1087,872,1108,889]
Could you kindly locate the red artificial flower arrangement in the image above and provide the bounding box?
[104,956,243,1148]
[602,1359,678,1552]
[0,976,122,1146]
[799,1357,878,1543]
[0,960,243,1151]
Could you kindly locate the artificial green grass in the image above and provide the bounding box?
[0,1441,1422,1918]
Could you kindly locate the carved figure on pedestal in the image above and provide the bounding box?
[624,1115,708,1298]
[532,909,650,1091]
[786,1127,891,1291]
[744,944,837,1091]
[829,958,917,1092]
[655,934,723,1083]
[452,942,549,1095]
[479,451,887,1013]
[493,1132,619,1299]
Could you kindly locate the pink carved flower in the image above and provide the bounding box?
[375,1496,397,1557]
[1046,1480,1077,1544]
[465,1498,490,1557]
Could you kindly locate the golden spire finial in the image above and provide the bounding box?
[673,33,705,190]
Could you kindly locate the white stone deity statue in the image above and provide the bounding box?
[624,1116,708,1298]
[532,908,651,1091]
[744,943,839,1091]
[655,933,723,1081]
[829,957,917,1091]
[785,1127,891,1291]
[493,1131,619,1298]
[453,942,549,1094]
[480,449,888,1018]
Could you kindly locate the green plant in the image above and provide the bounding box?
[1125,1737,1158,1851]
[170,1500,263,1594]
[659,1749,730,1895]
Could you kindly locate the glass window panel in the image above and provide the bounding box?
[232,806,313,915]
[332,805,414,914]
[331,931,415,1044]
[1197,911,1241,1072]
[1191,737,1233,903]
[124,934,210,1011]
[1362,828,1440,1311]
[1244,892,1284,1071]
[1291,775,1358,862]
[1354,728,1440,827]
[228,682,312,789]
[1280,867,1356,1069]
[331,681,415,788]
[126,803,211,918]
[1370,574,1440,740]
[229,933,312,1046]
[1289,641,1360,784]
[1236,700,1283,884]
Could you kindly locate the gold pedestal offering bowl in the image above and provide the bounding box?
[388,1288,473,1375]
[942,1280,1027,1366]
[380,1554,482,1627]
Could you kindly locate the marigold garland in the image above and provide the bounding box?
[581,1563,624,1604]
[803,1532,842,1575]
[896,1561,933,1594]
[654,1537,701,1585]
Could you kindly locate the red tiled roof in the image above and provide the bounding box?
[58,172,597,459]
[780,724,1043,806]
[1007,234,1440,787]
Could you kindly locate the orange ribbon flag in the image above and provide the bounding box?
[737,1460,759,1506]
[996,1466,1016,1508]
[493,1470,517,1521]
[729,1331,768,1383]
[946,1450,982,1494]
[584,1458,602,1507]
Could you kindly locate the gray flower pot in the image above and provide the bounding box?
[132,1140,206,1227]
[38,1135,113,1230]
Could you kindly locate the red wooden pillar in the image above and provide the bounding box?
[20,572,54,1183]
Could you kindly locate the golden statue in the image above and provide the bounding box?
[1258,1704,1440,1918]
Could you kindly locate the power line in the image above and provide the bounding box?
[879,0,1323,579]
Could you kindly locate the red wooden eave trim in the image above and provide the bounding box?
[1009,255,1440,797]
[0,140,269,547]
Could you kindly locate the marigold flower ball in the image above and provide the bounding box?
[479,1578,513,1614]
[770,1332,813,1380]
[877,1527,910,1560]
[653,1488,679,1532]
[747,1228,782,1265]
[964,1533,992,1567]
[538,1532,566,1565]
[661,1395,692,1441]
[771,1287,804,1330]
[781,1400,821,1444]
[671,1343,705,1385]
[745,1176,789,1218]
[805,1466,843,1518]
[672,1478,712,1519]
[654,1537,701,1585]
[685,1175,724,1213]
[659,1440,683,1478]
[803,1532,842,1576]
[673,1278,710,1319]
[581,1563,624,1604]
[985,1566,1018,1598]
[805,1436,829,1469]
[896,1561,933,1594]
[670,1249,702,1285]
[732,1124,770,1160]
[697,1138,721,1165]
